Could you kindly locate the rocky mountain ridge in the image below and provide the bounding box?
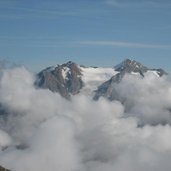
[94,59,167,100]
[35,61,83,99]
[35,59,167,100]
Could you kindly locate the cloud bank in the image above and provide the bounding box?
[0,66,171,171]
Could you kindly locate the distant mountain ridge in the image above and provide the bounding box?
[35,59,167,100]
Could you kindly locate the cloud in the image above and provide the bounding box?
[0,66,171,170]
[80,40,171,49]
[105,0,171,7]
[114,72,171,125]
[0,5,107,20]
[0,130,11,150]
[2,39,171,49]
[3,6,77,16]
[0,5,79,20]
[106,0,147,7]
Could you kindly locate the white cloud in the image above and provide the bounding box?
[80,40,171,49]
[0,66,171,170]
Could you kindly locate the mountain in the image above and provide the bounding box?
[35,61,83,99]
[94,59,167,100]
[114,58,167,77]
[35,61,116,98]
[114,58,148,76]
[35,59,167,100]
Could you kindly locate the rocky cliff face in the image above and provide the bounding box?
[35,61,83,99]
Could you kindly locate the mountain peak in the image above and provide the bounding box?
[122,58,132,63]
[94,58,167,101]
[35,61,83,99]
[63,61,76,67]
[114,58,148,74]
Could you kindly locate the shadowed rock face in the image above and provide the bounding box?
[152,68,168,77]
[93,73,122,101]
[0,166,11,171]
[94,59,167,101]
[35,61,83,99]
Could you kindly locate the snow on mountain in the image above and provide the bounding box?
[114,58,148,75]
[61,67,70,80]
[80,66,118,95]
[35,61,83,99]
[35,59,167,100]
[36,62,118,98]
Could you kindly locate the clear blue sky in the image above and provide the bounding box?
[0,0,171,71]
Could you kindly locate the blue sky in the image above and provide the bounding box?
[0,0,171,71]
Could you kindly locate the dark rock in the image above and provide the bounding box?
[152,68,168,77]
[0,166,11,171]
[114,58,148,76]
[94,73,122,100]
[35,61,83,99]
